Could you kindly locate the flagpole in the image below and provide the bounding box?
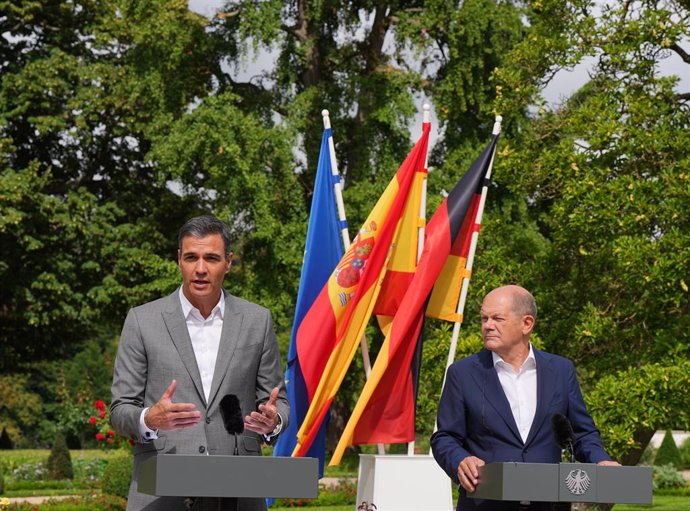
[407,103,431,457]
[322,110,380,453]
[430,115,502,444]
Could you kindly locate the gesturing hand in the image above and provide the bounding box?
[457,456,486,493]
[144,380,201,431]
[244,387,280,435]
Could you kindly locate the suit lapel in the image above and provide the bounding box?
[525,348,556,447]
[162,290,206,406]
[207,291,243,409]
[473,350,523,444]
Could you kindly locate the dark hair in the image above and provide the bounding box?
[178,215,232,259]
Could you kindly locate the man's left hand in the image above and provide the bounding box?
[244,387,280,435]
[597,460,621,466]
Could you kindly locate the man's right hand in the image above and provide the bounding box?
[144,380,201,431]
[457,456,486,493]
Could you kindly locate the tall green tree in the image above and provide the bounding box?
[489,0,690,463]
[0,0,220,370]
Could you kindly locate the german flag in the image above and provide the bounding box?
[330,134,498,464]
[292,124,430,458]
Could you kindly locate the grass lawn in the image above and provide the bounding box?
[269,496,689,510]
[614,495,690,509]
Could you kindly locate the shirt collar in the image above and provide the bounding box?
[492,343,536,370]
[178,286,225,321]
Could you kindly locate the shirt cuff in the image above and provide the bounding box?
[264,414,283,442]
[139,407,159,442]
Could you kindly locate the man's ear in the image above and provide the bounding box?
[522,315,535,335]
[225,252,233,273]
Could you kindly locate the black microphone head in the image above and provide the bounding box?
[552,413,575,449]
[220,394,244,434]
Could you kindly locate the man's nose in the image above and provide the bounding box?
[194,259,208,274]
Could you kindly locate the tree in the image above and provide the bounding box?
[0,0,219,370]
[487,0,690,465]
[47,433,73,480]
[655,430,684,470]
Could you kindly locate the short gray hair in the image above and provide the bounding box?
[512,290,537,319]
[178,215,232,259]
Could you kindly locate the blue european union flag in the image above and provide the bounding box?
[271,127,345,484]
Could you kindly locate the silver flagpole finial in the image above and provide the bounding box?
[492,115,503,135]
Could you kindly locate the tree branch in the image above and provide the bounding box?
[670,42,690,64]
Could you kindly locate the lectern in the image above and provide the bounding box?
[137,455,319,499]
[471,463,652,505]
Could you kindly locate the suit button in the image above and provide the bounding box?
[199,446,206,453]
[205,417,211,424]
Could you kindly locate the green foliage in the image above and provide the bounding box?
[653,464,688,490]
[6,494,126,511]
[639,443,656,466]
[0,374,43,448]
[586,362,690,465]
[101,451,133,499]
[275,478,356,507]
[680,437,690,469]
[655,431,684,470]
[47,435,73,481]
[0,464,4,494]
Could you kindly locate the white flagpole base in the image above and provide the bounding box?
[356,454,453,511]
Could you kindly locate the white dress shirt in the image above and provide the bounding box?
[139,289,224,440]
[139,288,282,442]
[492,344,537,443]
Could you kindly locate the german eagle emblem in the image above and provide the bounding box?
[565,469,591,495]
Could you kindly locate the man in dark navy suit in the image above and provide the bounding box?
[431,285,620,511]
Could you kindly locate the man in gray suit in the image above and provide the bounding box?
[111,215,289,511]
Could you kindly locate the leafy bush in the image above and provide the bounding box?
[9,461,46,482]
[8,494,126,510]
[72,457,108,485]
[655,430,683,469]
[47,434,73,480]
[639,442,656,465]
[101,451,133,499]
[680,437,690,469]
[0,464,4,494]
[274,478,357,507]
[653,463,688,490]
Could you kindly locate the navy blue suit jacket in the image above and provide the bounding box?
[431,348,610,511]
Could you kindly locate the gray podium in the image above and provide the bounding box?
[471,463,652,505]
[138,455,319,499]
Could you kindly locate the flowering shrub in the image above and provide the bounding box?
[87,400,133,449]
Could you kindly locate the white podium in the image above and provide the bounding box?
[356,454,453,511]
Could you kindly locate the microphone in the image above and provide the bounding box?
[552,413,575,462]
[220,394,244,455]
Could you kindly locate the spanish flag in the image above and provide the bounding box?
[292,124,431,457]
[330,134,499,464]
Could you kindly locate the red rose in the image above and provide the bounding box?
[107,430,115,438]
[99,411,106,419]
[129,439,136,446]
[89,416,97,426]
[95,433,106,441]
[94,400,106,412]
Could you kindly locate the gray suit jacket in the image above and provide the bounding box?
[111,288,289,511]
